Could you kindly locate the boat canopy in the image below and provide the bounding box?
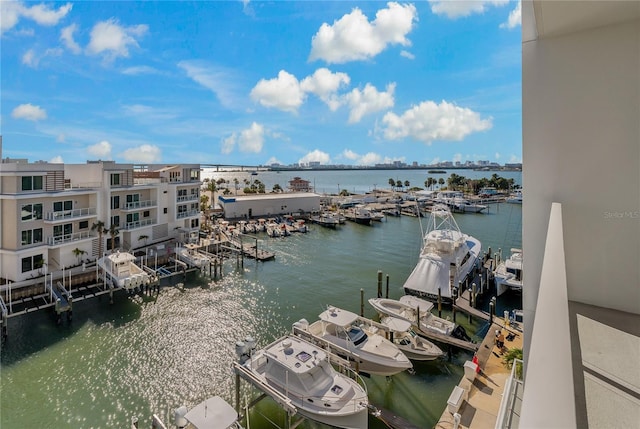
[184,396,238,429]
[319,307,358,327]
[380,317,412,333]
[402,256,452,299]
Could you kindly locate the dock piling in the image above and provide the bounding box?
[437,287,442,318]
[385,274,389,299]
[377,271,383,298]
[360,288,364,317]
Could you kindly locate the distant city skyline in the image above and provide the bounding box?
[2,1,522,166]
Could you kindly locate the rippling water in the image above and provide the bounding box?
[1,171,521,429]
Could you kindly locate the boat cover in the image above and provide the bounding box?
[402,256,452,299]
[184,396,238,429]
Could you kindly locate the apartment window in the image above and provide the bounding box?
[190,218,199,228]
[126,194,140,204]
[21,176,43,191]
[21,228,43,245]
[143,210,150,218]
[21,254,43,273]
[190,187,198,195]
[21,203,43,221]
[111,216,120,227]
[177,205,187,214]
[53,223,72,237]
[177,189,187,197]
[111,195,120,210]
[126,213,139,223]
[190,203,198,211]
[53,200,73,212]
[110,173,121,186]
[79,221,89,230]
[163,208,168,214]
[190,170,199,181]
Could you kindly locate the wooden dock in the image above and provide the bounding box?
[454,289,491,322]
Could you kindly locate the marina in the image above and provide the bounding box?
[1,170,522,429]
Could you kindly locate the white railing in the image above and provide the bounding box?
[45,207,96,221]
[495,358,524,429]
[177,210,199,219]
[47,231,94,246]
[176,194,199,202]
[64,182,102,189]
[122,218,156,230]
[124,200,156,210]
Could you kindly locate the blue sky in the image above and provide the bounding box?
[1,0,522,167]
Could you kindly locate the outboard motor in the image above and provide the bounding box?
[292,318,309,332]
[451,325,472,342]
[174,405,188,429]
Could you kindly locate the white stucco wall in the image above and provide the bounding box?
[523,18,640,355]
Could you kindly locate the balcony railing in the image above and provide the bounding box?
[495,358,524,429]
[122,218,156,230]
[123,200,156,210]
[47,231,94,246]
[45,207,97,222]
[177,210,199,219]
[177,194,199,202]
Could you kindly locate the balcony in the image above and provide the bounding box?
[122,200,157,211]
[44,207,97,223]
[177,194,199,202]
[47,231,94,246]
[122,218,156,230]
[177,210,199,219]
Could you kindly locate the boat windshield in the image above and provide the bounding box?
[347,327,368,346]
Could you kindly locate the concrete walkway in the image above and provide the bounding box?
[434,320,524,429]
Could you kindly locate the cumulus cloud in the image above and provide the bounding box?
[380,100,492,144]
[453,153,463,163]
[60,23,81,54]
[300,68,350,111]
[343,83,395,123]
[178,61,242,109]
[22,49,37,67]
[250,70,306,113]
[299,149,331,165]
[222,122,265,154]
[500,1,521,29]
[265,156,282,165]
[429,0,509,19]
[400,50,415,60]
[339,149,402,166]
[86,18,148,61]
[495,152,501,159]
[87,140,112,159]
[309,2,417,63]
[11,103,47,121]
[122,144,162,163]
[1,1,72,34]
[49,155,64,163]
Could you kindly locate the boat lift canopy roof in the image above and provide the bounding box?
[184,396,238,429]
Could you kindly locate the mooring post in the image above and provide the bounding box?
[385,274,390,299]
[437,287,442,318]
[360,288,364,317]
[472,283,477,308]
[489,297,496,324]
[377,270,383,298]
[235,371,241,415]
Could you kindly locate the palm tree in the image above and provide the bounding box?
[72,247,87,265]
[404,180,410,189]
[138,234,149,246]
[107,224,120,253]
[438,178,445,188]
[388,178,395,190]
[272,183,282,193]
[395,179,403,191]
[91,220,106,259]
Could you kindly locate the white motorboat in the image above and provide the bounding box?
[494,248,523,296]
[176,243,210,267]
[506,190,523,204]
[97,251,152,291]
[380,316,444,361]
[294,306,412,376]
[402,205,482,302]
[310,213,340,228]
[343,206,372,225]
[369,295,458,337]
[172,396,243,429]
[434,191,486,213]
[240,335,369,429]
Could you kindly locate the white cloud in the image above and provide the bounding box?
[495,152,501,159]
[453,153,462,163]
[60,23,81,54]
[400,50,415,60]
[86,18,148,61]
[178,60,242,109]
[250,70,306,113]
[509,154,521,163]
[500,1,521,29]
[342,149,359,161]
[122,65,161,75]
[49,155,64,163]
[11,103,47,121]
[300,68,350,111]
[429,0,508,19]
[1,2,72,34]
[309,2,417,63]
[56,133,65,143]
[265,156,282,165]
[22,49,37,67]
[430,157,441,164]
[87,140,112,159]
[238,122,264,153]
[299,149,331,165]
[381,100,492,143]
[222,123,265,154]
[122,144,162,163]
[343,83,395,123]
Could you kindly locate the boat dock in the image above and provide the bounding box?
[435,320,524,429]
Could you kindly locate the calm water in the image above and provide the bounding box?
[1,170,521,429]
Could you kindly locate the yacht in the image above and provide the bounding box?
[293,306,412,376]
[310,213,340,229]
[176,243,210,267]
[402,205,482,302]
[379,316,444,361]
[97,251,152,291]
[506,189,523,204]
[434,191,486,213]
[239,335,369,429]
[494,248,523,296]
[171,396,243,429]
[343,206,372,225]
[368,295,465,339]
